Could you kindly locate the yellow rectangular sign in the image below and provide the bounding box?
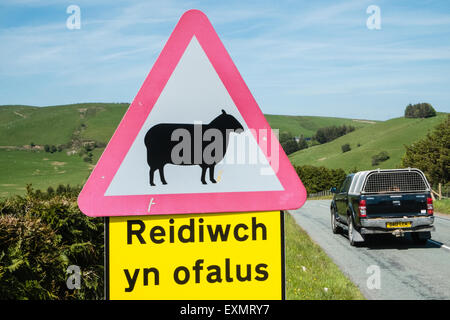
[106,211,285,300]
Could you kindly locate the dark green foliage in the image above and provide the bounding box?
[401,115,449,187]
[47,186,54,195]
[313,125,355,144]
[295,165,347,194]
[0,185,104,299]
[404,103,436,118]
[280,131,299,155]
[44,144,50,152]
[282,139,300,155]
[279,131,294,144]
[83,153,93,163]
[0,215,65,299]
[341,143,351,153]
[297,135,308,151]
[371,151,390,166]
[279,131,308,155]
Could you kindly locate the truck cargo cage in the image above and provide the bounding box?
[362,169,430,194]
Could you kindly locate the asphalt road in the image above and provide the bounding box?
[289,200,450,300]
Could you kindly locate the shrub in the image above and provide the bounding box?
[341,143,351,153]
[0,215,66,299]
[371,151,390,166]
[0,185,104,299]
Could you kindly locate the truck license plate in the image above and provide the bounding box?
[386,221,411,228]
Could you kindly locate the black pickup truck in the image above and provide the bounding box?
[330,168,435,246]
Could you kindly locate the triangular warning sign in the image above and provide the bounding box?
[78,10,307,217]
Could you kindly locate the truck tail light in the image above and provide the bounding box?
[359,200,367,218]
[427,197,434,215]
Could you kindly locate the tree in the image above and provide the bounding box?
[281,139,300,155]
[44,144,50,152]
[401,115,449,187]
[295,165,346,194]
[313,125,355,144]
[297,135,308,151]
[404,103,436,118]
[279,131,293,144]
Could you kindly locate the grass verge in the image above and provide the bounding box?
[434,199,450,215]
[285,213,365,300]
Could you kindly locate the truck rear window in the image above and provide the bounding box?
[363,171,428,193]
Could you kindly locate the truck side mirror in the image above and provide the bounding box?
[330,187,337,193]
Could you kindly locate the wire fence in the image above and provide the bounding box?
[308,184,449,200]
[307,190,332,199]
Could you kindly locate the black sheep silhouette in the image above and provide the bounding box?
[144,110,244,186]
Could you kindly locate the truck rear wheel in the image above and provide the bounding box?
[347,216,356,246]
[331,207,342,234]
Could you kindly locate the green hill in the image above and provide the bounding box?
[0,103,129,146]
[289,113,448,172]
[264,114,375,137]
[0,103,375,197]
[2,103,445,195]
[0,104,373,147]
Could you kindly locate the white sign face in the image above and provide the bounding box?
[105,37,283,196]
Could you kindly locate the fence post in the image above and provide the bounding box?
[438,183,442,201]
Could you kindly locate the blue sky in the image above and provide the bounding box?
[1,0,450,120]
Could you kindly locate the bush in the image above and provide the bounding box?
[83,153,93,163]
[371,151,390,166]
[0,215,66,299]
[0,185,104,299]
[404,103,436,118]
[341,143,351,153]
[295,165,347,194]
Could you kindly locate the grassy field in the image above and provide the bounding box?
[289,113,448,172]
[285,213,364,300]
[0,149,93,197]
[435,199,450,215]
